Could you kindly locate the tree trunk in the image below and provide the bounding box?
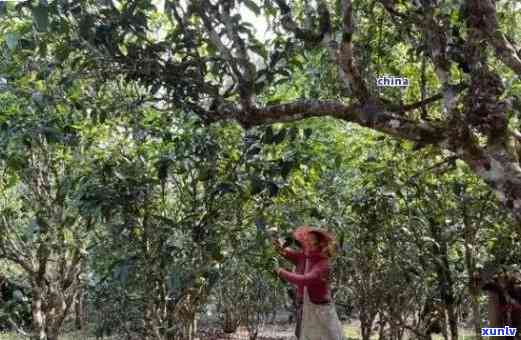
[446,304,458,340]
[46,329,59,340]
[465,263,483,339]
[143,301,159,340]
[31,286,47,340]
[488,292,503,340]
[471,292,482,339]
[429,220,458,340]
[360,310,375,340]
[360,322,372,340]
[75,290,85,331]
[28,264,84,340]
[462,198,482,340]
[440,308,449,340]
[29,286,70,340]
[223,308,239,333]
[165,298,177,340]
[184,314,197,340]
[377,312,386,340]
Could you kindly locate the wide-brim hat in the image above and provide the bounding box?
[292,225,335,252]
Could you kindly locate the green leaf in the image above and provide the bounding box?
[3,174,18,189]
[6,32,19,50]
[272,128,286,144]
[334,155,342,167]
[243,0,260,15]
[246,144,261,156]
[255,217,266,233]
[261,126,274,144]
[115,264,130,283]
[114,170,126,180]
[288,127,299,141]
[267,181,279,197]
[13,290,25,302]
[421,236,440,249]
[266,97,282,105]
[250,176,264,195]
[198,167,212,181]
[214,182,236,195]
[6,155,27,171]
[19,38,36,50]
[63,229,73,243]
[32,3,49,32]
[168,272,182,291]
[250,42,267,59]
[280,160,294,178]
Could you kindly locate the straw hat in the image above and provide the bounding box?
[293,225,335,255]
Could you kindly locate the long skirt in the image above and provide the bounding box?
[299,288,344,340]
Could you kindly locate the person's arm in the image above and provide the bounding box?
[278,261,329,285]
[280,248,302,264]
[272,240,301,264]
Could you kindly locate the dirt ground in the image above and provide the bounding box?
[197,322,296,340]
[0,320,477,340]
[195,320,476,340]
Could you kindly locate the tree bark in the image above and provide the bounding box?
[31,286,46,340]
[428,220,458,340]
[359,309,375,340]
[488,292,502,340]
[463,202,482,340]
[74,290,85,331]
[446,305,458,340]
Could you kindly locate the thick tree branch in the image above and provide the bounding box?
[471,0,521,76]
[204,99,444,144]
[461,146,521,226]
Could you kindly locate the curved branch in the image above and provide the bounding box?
[203,99,445,144]
[274,0,331,45]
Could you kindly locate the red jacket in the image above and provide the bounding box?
[279,248,332,304]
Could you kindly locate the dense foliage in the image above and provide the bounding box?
[1,1,521,340]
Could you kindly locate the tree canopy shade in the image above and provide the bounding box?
[2,0,521,223]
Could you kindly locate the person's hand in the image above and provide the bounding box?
[272,239,283,252]
[274,267,283,276]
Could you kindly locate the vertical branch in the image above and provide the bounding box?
[471,0,521,76]
[420,56,428,120]
[197,0,257,111]
[220,2,257,109]
[338,0,372,103]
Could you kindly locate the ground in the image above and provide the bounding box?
[0,320,478,340]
